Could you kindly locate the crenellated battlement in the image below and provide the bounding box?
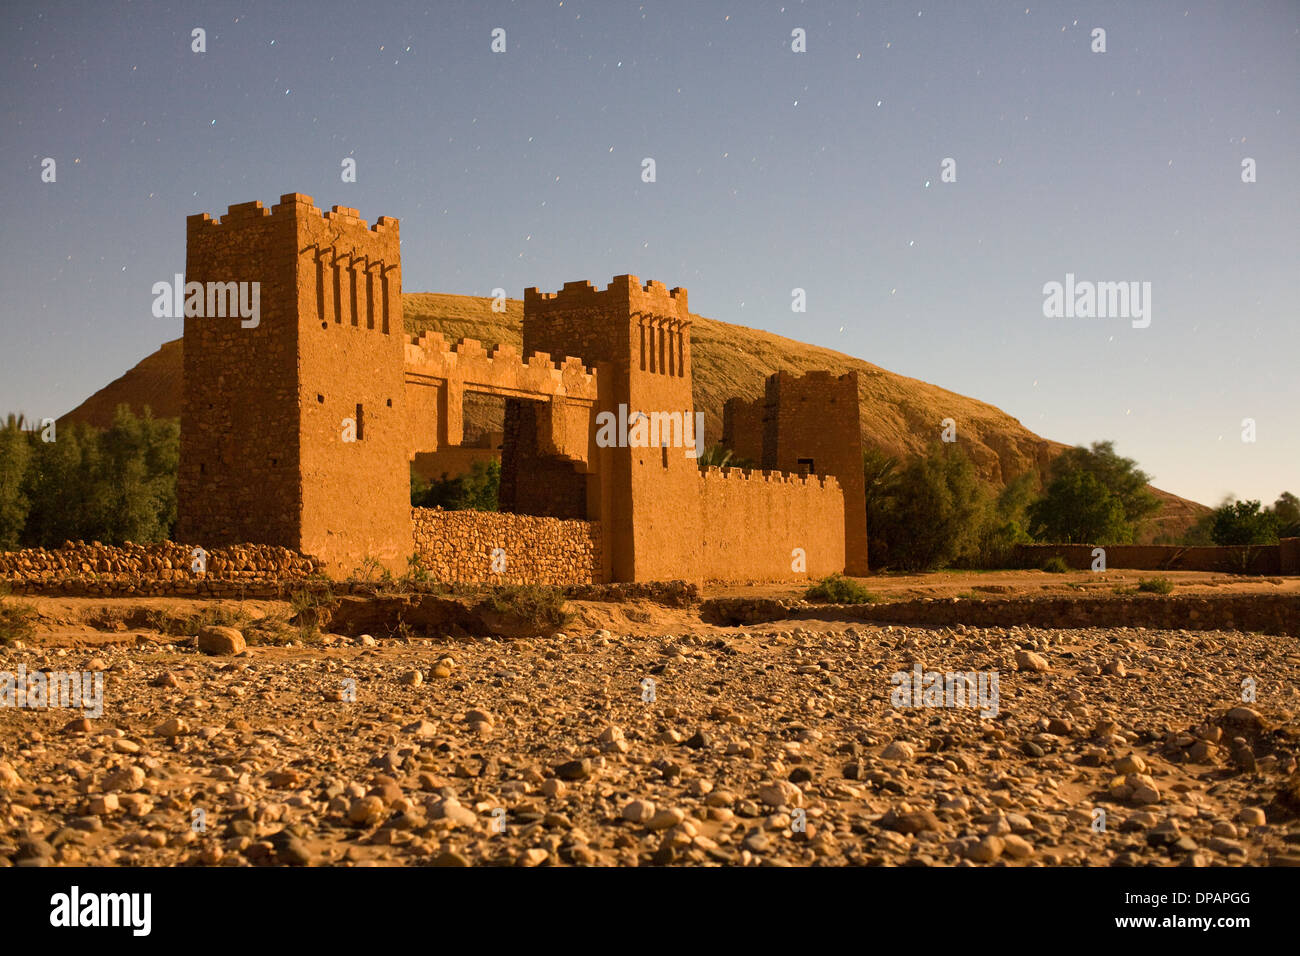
[187,193,399,236]
[405,332,596,385]
[701,466,840,492]
[525,274,689,316]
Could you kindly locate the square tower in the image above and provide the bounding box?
[178,193,410,575]
[519,276,701,582]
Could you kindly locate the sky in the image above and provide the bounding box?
[1,0,1296,507]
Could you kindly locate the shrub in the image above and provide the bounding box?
[869,444,988,571]
[412,459,500,511]
[804,573,878,604]
[1137,577,1174,594]
[1041,556,1071,574]
[0,584,37,645]
[486,585,570,631]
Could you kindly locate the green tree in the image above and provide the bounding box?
[1209,499,1280,546]
[969,470,1037,566]
[1272,491,1300,538]
[17,406,178,548]
[0,415,32,549]
[1027,441,1159,544]
[872,444,988,571]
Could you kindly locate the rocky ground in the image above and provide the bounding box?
[2,603,1299,867]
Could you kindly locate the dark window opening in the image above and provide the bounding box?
[797,457,815,476]
[661,444,669,468]
[355,403,365,441]
[317,394,324,403]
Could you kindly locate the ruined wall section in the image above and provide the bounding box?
[411,508,600,585]
[179,198,302,549]
[699,468,845,581]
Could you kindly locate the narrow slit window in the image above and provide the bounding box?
[355,403,365,441]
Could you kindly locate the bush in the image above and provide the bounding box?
[1137,577,1173,594]
[869,444,988,571]
[412,459,500,511]
[486,585,570,631]
[1041,556,1070,574]
[805,573,877,604]
[0,585,37,645]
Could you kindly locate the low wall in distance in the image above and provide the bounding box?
[1015,542,1294,575]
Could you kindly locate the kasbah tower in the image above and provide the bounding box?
[517,277,698,583]
[178,193,864,583]
[178,193,409,573]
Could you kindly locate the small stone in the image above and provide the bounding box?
[647,808,685,830]
[1114,754,1147,774]
[1002,834,1034,859]
[431,850,471,867]
[1237,807,1266,827]
[1015,650,1050,673]
[758,780,804,808]
[347,796,386,826]
[622,799,656,824]
[517,848,549,867]
[966,835,1004,862]
[153,717,189,737]
[88,793,119,815]
[554,759,592,781]
[102,765,146,792]
[400,669,423,688]
[62,717,94,735]
[882,740,915,762]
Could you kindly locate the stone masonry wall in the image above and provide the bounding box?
[411,508,600,585]
[0,542,323,596]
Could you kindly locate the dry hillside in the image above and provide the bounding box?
[60,292,1208,540]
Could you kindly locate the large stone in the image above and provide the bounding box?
[197,626,246,655]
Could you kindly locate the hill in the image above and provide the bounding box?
[59,292,1208,541]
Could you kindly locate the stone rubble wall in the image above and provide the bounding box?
[411,508,600,585]
[0,542,324,596]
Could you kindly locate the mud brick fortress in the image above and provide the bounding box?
[178,194,867,584]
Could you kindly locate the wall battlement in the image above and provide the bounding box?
[187,193,399,236]
[701,466,841,492]
[405,331,596,383]
[524,274,688,314]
